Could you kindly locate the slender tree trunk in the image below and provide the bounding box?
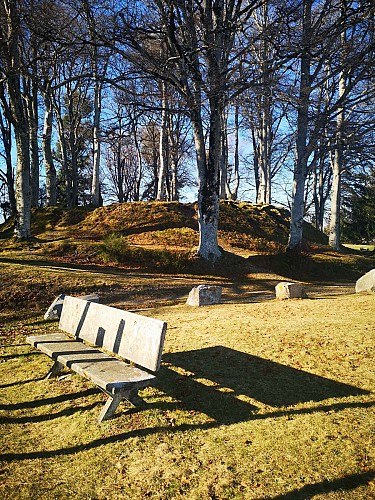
[91,66,102,206]
[251,127,260,199]
[134,134,143,202]
[229,104,240,200]
[220,107,228,199]
[287,0,312,251]
[68,100,78,207]
[157,81,168,200]
[4,1,31,238]
[0,103,16,214]
[329,11,347,250]
[14,124,31,238]
[42,93,56,206]
[28,87,39,208]
[257,94,270,204]
[56,118,71,207]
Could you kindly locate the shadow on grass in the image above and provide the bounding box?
[161,346,369,414]
[0,402,101,424]
[1,346,372,463]
[0,376,46,388]
[262,470,375,500]
[0,351,41,361]
[0,387,99,411]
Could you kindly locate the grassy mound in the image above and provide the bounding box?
[0,200,326,249]
[1,201,374,281]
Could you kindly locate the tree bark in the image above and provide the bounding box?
[157,81,169,200]
[28,85,39,208]
[91,72,102,206]
[14,128,31,238]
[191,107,221,261]
[3,0,31,238]
[42,92,57,206]
[287,0,312,251]
[0,93,16,215]
[329,6,347,250]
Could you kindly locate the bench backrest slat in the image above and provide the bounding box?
[59,296,166,372]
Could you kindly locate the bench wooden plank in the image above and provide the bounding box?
[59,296,166,373]
[27,333,156,394]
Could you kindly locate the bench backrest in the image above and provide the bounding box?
[59,296,167,373]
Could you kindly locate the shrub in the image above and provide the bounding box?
[97,233,131,263]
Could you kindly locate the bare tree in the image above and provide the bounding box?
[0,84,15,215]
[105,0,264,260]
[0,0,31,238]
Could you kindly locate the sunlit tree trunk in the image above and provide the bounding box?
[287,0,312,251]
[220,107,228,199]
[230,104,240,200]
[91,66,102,206]
[3,0,31,238]
[24,37,40,208]
[191,105,221,261]
[329,5,347,250]
[42,91,56,206]
[157,81,168,200]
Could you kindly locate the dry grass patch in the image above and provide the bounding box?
[1,292,374,499]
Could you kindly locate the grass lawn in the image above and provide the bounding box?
[343,244,375,253]
[1,261,374,499]
[1,203,374,499]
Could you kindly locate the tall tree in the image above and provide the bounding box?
[287,0,313,251]
[107,0,263,260]
[0,85,16,215]
[0,0,31,238]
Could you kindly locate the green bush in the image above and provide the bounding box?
[97,233,131,263]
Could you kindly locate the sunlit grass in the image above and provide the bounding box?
[1,203,374,499]
[1,275,374,499]
[343,244,375,252]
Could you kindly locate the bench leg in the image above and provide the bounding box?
[125,389,146,407]
[98,394,123,423]
[45,360,64,379]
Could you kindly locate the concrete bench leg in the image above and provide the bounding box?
[98,390,146,423]
[98,394,123,423]
[125,389,146,407]
[45,360,64,379]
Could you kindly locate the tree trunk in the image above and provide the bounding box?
[4,1,31,238]
[230,104,240,201]
[56,117,72,207]
[287,0,312,251]
[191,108,221,261]
[157,81,168,200]
[257,93,271,204]
[68,99,78,207]
[42,93,57,206]
[14,126,31,239]
[220,107,228,200]
[0,100,16,215]
[251,127,260,199]
[91,65,102,206]
[29,94,39,208]
[329,9,347,250]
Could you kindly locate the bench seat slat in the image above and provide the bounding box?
[26,333,156,395]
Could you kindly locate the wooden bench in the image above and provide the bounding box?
[26,296,167,423]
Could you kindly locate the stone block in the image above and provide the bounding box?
[186,285,222,306]
[275,282,307,300]
[355,269,375,294]
[44,293,99,320]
